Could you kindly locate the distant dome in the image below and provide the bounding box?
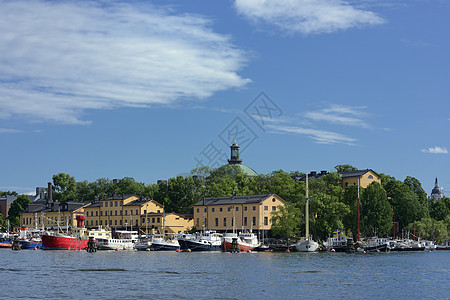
[236,164,258,177]
[226,140,257,177]
[431,177,443,200]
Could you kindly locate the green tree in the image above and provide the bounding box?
[407,218,448,244]
[334,164,358,173]
[75,180,95,202]
[430,197,450,221]
[341,185,360,240]
[384,179,427,230]
[52,173,76,202]
[90,178,114,200]
[270,204,301,238]
[0,212,8,231]
[114,177,145,195]
[8,195,31,226]
[360,182,393,237]
[404,176,429,215]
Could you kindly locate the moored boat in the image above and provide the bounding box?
[150,234,180,251]
[222,231,260,252]
[179,230,222,252]
[357,237,390,252]
[96,230,138,251]
[323,231,348,252]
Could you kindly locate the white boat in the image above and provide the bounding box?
[323,233,348,252]
[295,173,319,252]
[150,234,180,251]
[96,230,138,250]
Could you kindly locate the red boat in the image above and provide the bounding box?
[221,232,260,252]
[42,215,89,250]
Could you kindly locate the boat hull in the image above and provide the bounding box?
[179,239,221,251]
[221,239,257,252]
[295,240,319,252]
[0,242,12,248]
[359,244,390,253]
[150,242,180,251]
[20,241,43,249]
[42,234,88,250]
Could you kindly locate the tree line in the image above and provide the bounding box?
[1,165,449,243]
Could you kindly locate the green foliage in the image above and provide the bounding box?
[341,185,360,240]
[52,172,76,202]
[430,197,450,221]
[404,176,429,215]
[0,212,8,231]
[8,195,31,226]
[407,217,448,244]
[270,204,301,238]
[384,179,427,230]
[0,191,18,196]
[334,164,357,173]
[361,182,393,237]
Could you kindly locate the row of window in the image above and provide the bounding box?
[89,219,139,227]
[87,209,143,217]
[100,201,122,207]
[23,216,70,226]
[197,206,277,213]
[196,216,269,227]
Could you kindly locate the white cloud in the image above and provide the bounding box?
[234,0,385,35]
[421,147,448,154]
[0,128,21,134]
[304,105,370,128]
[0,0,250,124]
[267,124,357,145]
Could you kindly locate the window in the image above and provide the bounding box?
[197,208,199,213]
[136,219,138,226]
[109,220,112,226]
[215,218,218,227]
[110,202,113,207]
[228,207,231,212]
[130,210,133,215]
[115,210,117,216]
[345,182,349,187]
[136,210,138,215]
[100,220,102,225]
[157,217,160,223]
[272,206,276,211]
[236,207,239,211]
[144,210,147,214]
[244,206,247,211]
[96,220,98,226]
[105,211,108,216]
[96,211,98,216]
[115,220,117,225]
[152,217,155,223]
[120,201,123,206]
[125,210,127,215]
[253,206,256,211]
[244,217,247,226]
[204,208,207,212]
[100,202,103,207]
[264,217,268,226]
[120,210,122,215]
[223,218,227,227]
[142,218,145,223]
[212,208,215,212]
[252,216,256,226]
[100,211,103,216]
[196,218,200,227]
[115,201,118,207]
[91,211,94,217]
[105,202,108,207]
[272,197,276,202]
[110,211,112,216]
[120,220,122,225]
[220,207,223,212]
[231,218,234,227]
[368,175,374,179]
[264,206,268,211]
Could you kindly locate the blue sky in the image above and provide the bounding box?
[1,0,449,196]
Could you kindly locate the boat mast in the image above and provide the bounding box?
[357,177,360,242]
[305,173,309,241]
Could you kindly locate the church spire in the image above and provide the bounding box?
[435,177,439,187]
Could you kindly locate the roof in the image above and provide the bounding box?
[339,169,380,178]
[101,194,136,201]
[124,198,155,206]
[143,212,193,218]
[23,201,89,213]
[194,194,282,206]
[235,164,258,177]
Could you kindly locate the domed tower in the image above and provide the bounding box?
[430,177,444,200]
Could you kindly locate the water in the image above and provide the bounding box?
[1,249,449,299]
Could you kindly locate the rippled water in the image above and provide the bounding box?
[1,249,449,299]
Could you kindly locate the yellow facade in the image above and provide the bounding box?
[193,194,286,232]
[21,207,85,230]
[84,196,164,230]
[141,212,194,235]
[341,170,381,188]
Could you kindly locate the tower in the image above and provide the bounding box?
[430,177,443,200]
[228,140,242,165]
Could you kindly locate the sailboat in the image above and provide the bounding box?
[295,173,319,252]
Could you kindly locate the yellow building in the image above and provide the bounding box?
[20,200,88,230]
[83,195,164,230]
[141,212,194,235]
[340,169,381,188]
[193,194,286,236]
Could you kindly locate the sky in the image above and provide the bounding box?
[0,0,449,197]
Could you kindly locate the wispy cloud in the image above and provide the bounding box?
[421,147,448,154]
[234,0,385,35]
[0,128,21,134]
[267,124,357,145]
[0,1,250,124]
[304,105,370,128]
